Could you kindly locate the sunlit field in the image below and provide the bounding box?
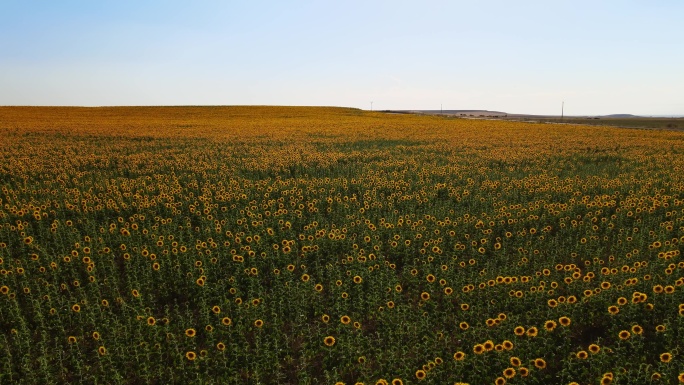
[1,106,683,385]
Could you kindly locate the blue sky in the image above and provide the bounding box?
[1,1,683,115]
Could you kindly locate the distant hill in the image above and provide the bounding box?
[383,110,659,119]
[401,110,509,116]
[601,114,640,118]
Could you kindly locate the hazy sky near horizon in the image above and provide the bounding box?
[1,1,683,115]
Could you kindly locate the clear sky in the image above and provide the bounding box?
[1,1,683,115]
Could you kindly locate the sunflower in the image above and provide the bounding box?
[533,358,546,369]
[631,325,643,335]
[576,350,588,359]
[415,369,426,380]
[678,373,684,383]
[459,322,469,330]
[426,274,436,283]
[618,330,631,340]
[387,301,395,309]
[147,317,156,326]
[254,319,264,328]
[617,297,628,306]
[453,351,466,361]
[72,304,81,313]
[376,380,388,385]
[514,326,525,336]
[495,377,506,385]
[655,324,666,332]
[510,356,521,366]
[221,317,232,326]
[483,340,494,351]
[544,320,557,332]
[608,306,620,315]
[589,344,601,354]
[185,328,196,337]
[461,303,470,311]
[503,367,516,379]
[322,314,331,323]
[420,292,430,301]
[660,352,673,363]
[547,299,558,308]
[68,336,77,344]
[324,336,336,346]
[518,367,529,377]
[651,373,662,380]
[186,351,197,361]
[341,315,351,325]
[526,327,538,337]
[473,344,485,354]
[211,305,221,314]
[559,316,571,327]
[502,340,514,350]
[98,346,106,355]
[391,379,404,385]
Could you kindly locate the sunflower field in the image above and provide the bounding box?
[1,106,683,384]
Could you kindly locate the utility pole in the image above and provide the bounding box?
[561,101,564,122]
[370,101,373,111]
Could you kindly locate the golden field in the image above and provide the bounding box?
[1,106,683,384]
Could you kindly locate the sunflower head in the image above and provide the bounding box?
[660,352,673,363]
